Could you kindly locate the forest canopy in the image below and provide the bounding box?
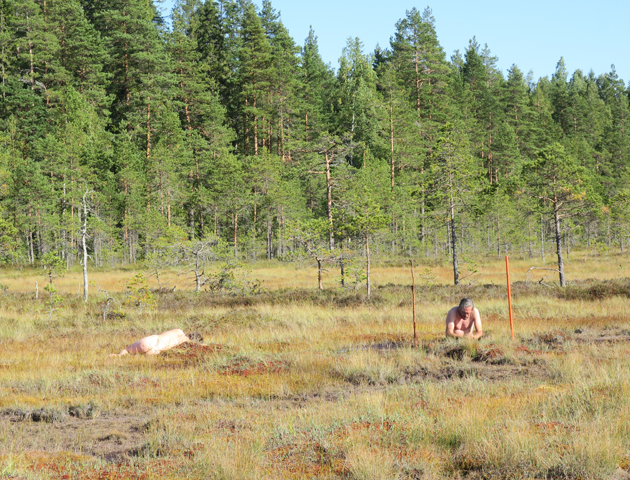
[0,0,628,286]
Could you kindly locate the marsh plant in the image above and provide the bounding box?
[41,252,64,321]
[123,273,156,310]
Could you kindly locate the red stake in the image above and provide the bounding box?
[505,256,515,341]
[410,260,417,348]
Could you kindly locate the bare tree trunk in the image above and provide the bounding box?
[279,207,285,257]
[27,13,34,90]
[280,98,286,160]
[28,204,34,263]
[527,216,533,259]
[267,214,273,260]
[36,207,42,259]
[325,152,334,250]
[434,228,438,260]
[340,256,345,287]
[253,97,258,156]
[28,231,34,264]
[146,100,151,163]
[540,213,545,262]
[317,257,323,290]
[366,235,371,298]
[389,88,395,189]
[81,190,89,302]
[233,212,238,258]
[451,208,459,286]
[554,207,566,287]
[496,213,501,258]
[195,250,201,293]
[189,207,195,240]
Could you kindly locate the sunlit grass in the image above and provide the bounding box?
[2,255,630,478]
[2,250,630,295]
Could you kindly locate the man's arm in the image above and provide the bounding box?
[468,309,483,339]
[446,323,464,338]
[109,349,129,357]
[445,309,464,338]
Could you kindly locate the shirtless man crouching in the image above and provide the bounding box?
[110,329,202,356]
[445,298,483,339]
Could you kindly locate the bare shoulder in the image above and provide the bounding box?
[472,308,483,330]
[161,329,185,337]
[446,306,458,322]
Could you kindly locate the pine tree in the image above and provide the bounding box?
[383,8,450,254]
[501,64,534,155]
[94,0,176,256]
[340,163,390,298]
[31,86,113,264]
[299,27,333,143]
[462,38,504,183]
[374,58,421,189]
[169,0,235,238]
[334,37,378,167]
[427,123,482,285]
[201,0,242,124]
[0,1,12,102]
[549,57,572,135]
[259,1,301,159]
[0,122,25,261]
[95,0,173,134]
[597,65,630,177]
[46,0,110,108]
[493,120,522,180]
[529,76,562,150]
[10,0,64,104]
[194,0,229,100]
[389,7,451,134]
[521,143,597,286]
[237,2,272,156]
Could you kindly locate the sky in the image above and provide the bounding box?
[159,0,630,84]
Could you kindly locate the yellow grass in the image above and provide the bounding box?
[1,255,630,478]
[2,250,629,294]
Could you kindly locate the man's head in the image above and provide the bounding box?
[187,332,204,343]
[458,298,474,319]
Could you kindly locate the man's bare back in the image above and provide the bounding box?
[445,298,483,339]
[110,329,190,356]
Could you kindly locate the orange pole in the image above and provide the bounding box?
[505,256,514,340]
[410,260,417,348]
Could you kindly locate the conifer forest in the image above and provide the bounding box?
[1,0,629,286]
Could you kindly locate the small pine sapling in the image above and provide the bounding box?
[41,252,64,321]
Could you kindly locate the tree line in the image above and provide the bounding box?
[0,0,629,288]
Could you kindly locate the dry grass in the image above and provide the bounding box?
[1,257,630,478]
[2,250,630,294]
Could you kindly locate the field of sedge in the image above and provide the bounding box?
[1,253,630,479]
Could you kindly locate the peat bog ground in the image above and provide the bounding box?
[2,258,630,479]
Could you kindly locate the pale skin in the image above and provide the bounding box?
[110,329,190,356]
[445,306,483,339]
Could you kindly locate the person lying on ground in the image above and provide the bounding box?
[110,329,203,356]
[445,297,483,339]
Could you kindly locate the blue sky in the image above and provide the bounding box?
[159,0,629,84]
